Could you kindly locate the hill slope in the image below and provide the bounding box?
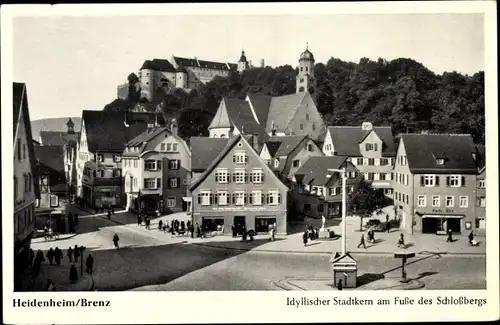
[31,117,82,140]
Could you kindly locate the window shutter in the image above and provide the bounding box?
[215,172,219,183]
[244,193,247,204]
[461,176,466,187]
[244,172,249,183]
[261,193,265,205]
[278,193,282,204]
[266,193,270,204]
[227,172,231,183]
[232,155,236,163]
[177,177,181,188]
[232,173,236,183]
[261,173,265,183]
[249,193,253,204]
[213,193,218,205]
[157,160,162,170]
[176,160,181,169]
[244,155,248,163]
[232,193,236,204]
[435,176,440,186]
[420,176,424,186]
[446,176,450,187]
[156,178,161,188]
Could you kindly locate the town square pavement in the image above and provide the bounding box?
[28,206,486,291]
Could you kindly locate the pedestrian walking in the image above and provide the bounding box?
[189,224,194,238]
[145,217,151,230]
[158,220,163,231]
[337,279,343,291]
[74,213,79,227]
[181,221,186,233]
[303,231,308,247]
[137,215,142,226]
[69,264,78,283]
[195,222,201,238]
[107,207,112,220]
[47,248,54,265]
[232,224,237,238]
[242,225,247,241]
[386,214,390,233]
[67,247,73,263]
[36,250,45,263]
[113,233,120,249]
[397,233,405,248]
[446,229,453,242]
[73,245,80,262]
[85,254,94,274]
[187,220,191,232]
[468,231,474,245]
[357,234,366,249]
[54,247,63,265]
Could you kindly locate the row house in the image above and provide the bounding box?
[393,134,479,235]
[189,134,288,236]
[293,156,359,218]
[322,122,396,197]
[33,145,68,233]
[121,119,191,215]
[13,82,40,289]
[76,110,163,208]
[259,135,323,182]
[475,145,486,232]
[39,118,79,195]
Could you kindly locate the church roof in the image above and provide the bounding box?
[300,49,314,61]
[140,59,176,72]
[266,92,308,132]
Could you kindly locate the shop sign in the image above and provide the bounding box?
[211,206,279,212]
[432,208,454,213]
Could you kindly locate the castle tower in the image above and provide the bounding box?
[237,50,250,73]
[139,60,155,101]
[296,43,317,100]
[175,63,188,88]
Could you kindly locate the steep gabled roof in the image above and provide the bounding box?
[224,97,267,138]
[82,110,149,152]
[295,156,348,186]
[122,127,189,158]
[402,134,478,174]
[475,144,485,171]
[265,141,282,157]
[190,134,287,192]
[327,126,396,157]
[34,146,66,193]
[246,93,273,128]
[269,135,307,157]
[13,82,40,198]
[266,92,307,132]
[190,137,231,171]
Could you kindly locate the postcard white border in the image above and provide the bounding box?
[2,1,498,323]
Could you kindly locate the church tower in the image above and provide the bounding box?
[296,43,317,100]
[237,50,250,73]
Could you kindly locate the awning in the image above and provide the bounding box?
[421,215,464,219]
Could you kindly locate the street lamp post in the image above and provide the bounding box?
[328,168,347,255]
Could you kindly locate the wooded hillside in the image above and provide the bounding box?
[104,57,485,143]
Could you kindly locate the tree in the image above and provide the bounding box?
[347,178,386,231]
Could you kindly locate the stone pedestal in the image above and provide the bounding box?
[319,229,330,239]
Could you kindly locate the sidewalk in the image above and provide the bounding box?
[19,263,94,291]
[32,232,78,244]
[188,216,486,256]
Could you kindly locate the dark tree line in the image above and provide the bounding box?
[103,57,484,143]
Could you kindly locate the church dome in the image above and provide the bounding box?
[299,48,314,61]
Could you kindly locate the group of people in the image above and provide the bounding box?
[159,219,193,236]
[137,214,151,229]
[29,245,94,291]
[302,224,320,247]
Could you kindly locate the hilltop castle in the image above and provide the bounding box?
[117,51,253,102]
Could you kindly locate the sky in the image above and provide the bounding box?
[11,12,485,121]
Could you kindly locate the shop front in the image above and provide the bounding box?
[420,214,465,234]
[193,207,287,236]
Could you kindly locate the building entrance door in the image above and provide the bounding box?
[255,216,277,233]
[233,216,246,235]
[446,218,461,233]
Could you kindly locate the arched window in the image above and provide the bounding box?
[306,113,310,121]
[298,86,305,92]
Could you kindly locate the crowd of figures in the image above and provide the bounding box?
[28,244,94,291]
[302,224,320,247]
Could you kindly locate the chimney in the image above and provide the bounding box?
[260,59,265,68]
[171,118,178,136]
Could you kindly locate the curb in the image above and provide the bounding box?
[191,242,486,257]
[33,232,79,243]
